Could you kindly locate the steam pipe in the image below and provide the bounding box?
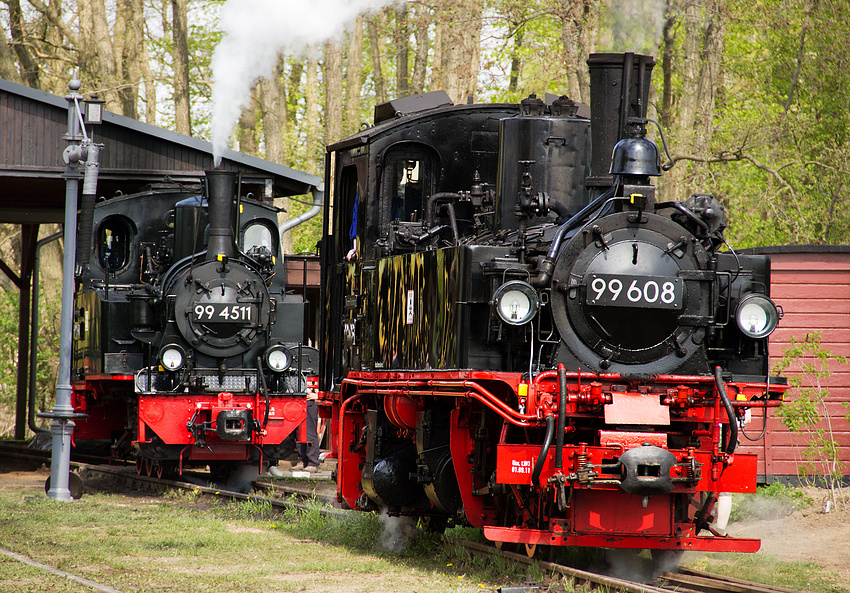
[530,181,618,287]
[714,366,738,455]
[441,203,459,246]
[554,364,567,470]
[532,414,556,488]
[425,192,464,229]
[75,142,100,275]
[278,185,325,238]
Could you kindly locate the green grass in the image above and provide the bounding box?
[0,489,540,593]
[691,553,848,593]
[2,483,846,593]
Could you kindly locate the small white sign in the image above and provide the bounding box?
[406,290,415,324]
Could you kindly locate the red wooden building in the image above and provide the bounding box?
[740,246,850,483]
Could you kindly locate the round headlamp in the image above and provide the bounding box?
[265,345,292,372]
[735,294,779,339]
[160,344,185,371]
[493,280,539,326]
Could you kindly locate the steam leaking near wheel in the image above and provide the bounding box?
[210,0,400,167]
[378,510,418,553]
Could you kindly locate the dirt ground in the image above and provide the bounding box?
[2,466,849,588]
[723,488,850,583]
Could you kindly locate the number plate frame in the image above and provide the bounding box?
[192,302,257,323]
[585,273,683,310]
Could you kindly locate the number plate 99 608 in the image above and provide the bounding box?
[585,274,683,309]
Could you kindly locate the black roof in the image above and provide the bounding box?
[0,77,322,224]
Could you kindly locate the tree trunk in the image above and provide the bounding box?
[90,0,120,112]
[660,0,726,202]
[441,0,483,104]
[345,16,364,135]
[660,0,677,130]
[8,0,41,88]
[367,13,386,104]
[325,39,344,145]
[237,89,259,156]
[304,53,321,176]
[509,20,524,93]
[172,0,192,135]
[115,0,139,119]
[411,6,429,94]
[431,10,444,91]
[557,0,601,103]
[0,25,21,84]
[394,6,410,97]
[259,58,286,164]
[258,58,293,254]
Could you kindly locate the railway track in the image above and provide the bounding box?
[0,444,805,593]
[457,540,802,593]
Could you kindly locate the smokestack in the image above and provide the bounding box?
[204,170,237,261]
[586,53,655,187]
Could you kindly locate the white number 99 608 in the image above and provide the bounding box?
[586,274,682,309]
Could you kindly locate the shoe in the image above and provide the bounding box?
[291,462,305,471]
[305,465,319,473]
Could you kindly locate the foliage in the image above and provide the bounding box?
[773,332,848,505]
[0,280,60,437]
[4,0,850,250]
[709,0,850,246]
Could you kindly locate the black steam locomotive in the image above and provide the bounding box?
[71,170,317,478]
[319,53,787,554]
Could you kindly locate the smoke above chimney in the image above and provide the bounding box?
[210,0,400,166]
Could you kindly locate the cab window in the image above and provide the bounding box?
[98,217,133,272]
[380,146,435,228]
[242,221,276,255]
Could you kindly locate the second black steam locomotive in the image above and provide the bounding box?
[319,53,787,554]
[71,170,317,478]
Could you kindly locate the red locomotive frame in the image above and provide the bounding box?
[321,369,786,552]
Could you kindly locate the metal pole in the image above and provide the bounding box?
[42,75,86,501]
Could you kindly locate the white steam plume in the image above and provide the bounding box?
[211,0,400,166]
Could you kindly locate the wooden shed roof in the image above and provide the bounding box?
[0,77,322,224]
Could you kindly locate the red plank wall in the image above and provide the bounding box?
[738,246,850,483]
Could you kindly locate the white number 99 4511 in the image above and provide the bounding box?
[585,273,683,309]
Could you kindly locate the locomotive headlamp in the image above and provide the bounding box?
[493,280,538,326]
[160,345,185,371]
[265,345,292,372]
[735,294,780,339]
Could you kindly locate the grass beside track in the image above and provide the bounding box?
[0,481,845,593]
[0,487,542,593]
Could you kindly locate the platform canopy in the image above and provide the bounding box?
[0,76,322,440]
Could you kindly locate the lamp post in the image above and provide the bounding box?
[40,76,102,501]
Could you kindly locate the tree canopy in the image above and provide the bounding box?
[2,0,849,249]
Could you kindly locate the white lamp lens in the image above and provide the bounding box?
[267,348,290,372]
[735,295,778,338]
[499,290,531,322]
[161,347,183,371]
[494,281,538,325]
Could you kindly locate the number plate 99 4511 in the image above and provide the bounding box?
[585,273,683,309]
[192,303,256,323]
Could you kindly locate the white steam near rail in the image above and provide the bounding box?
[211,0,401,166]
